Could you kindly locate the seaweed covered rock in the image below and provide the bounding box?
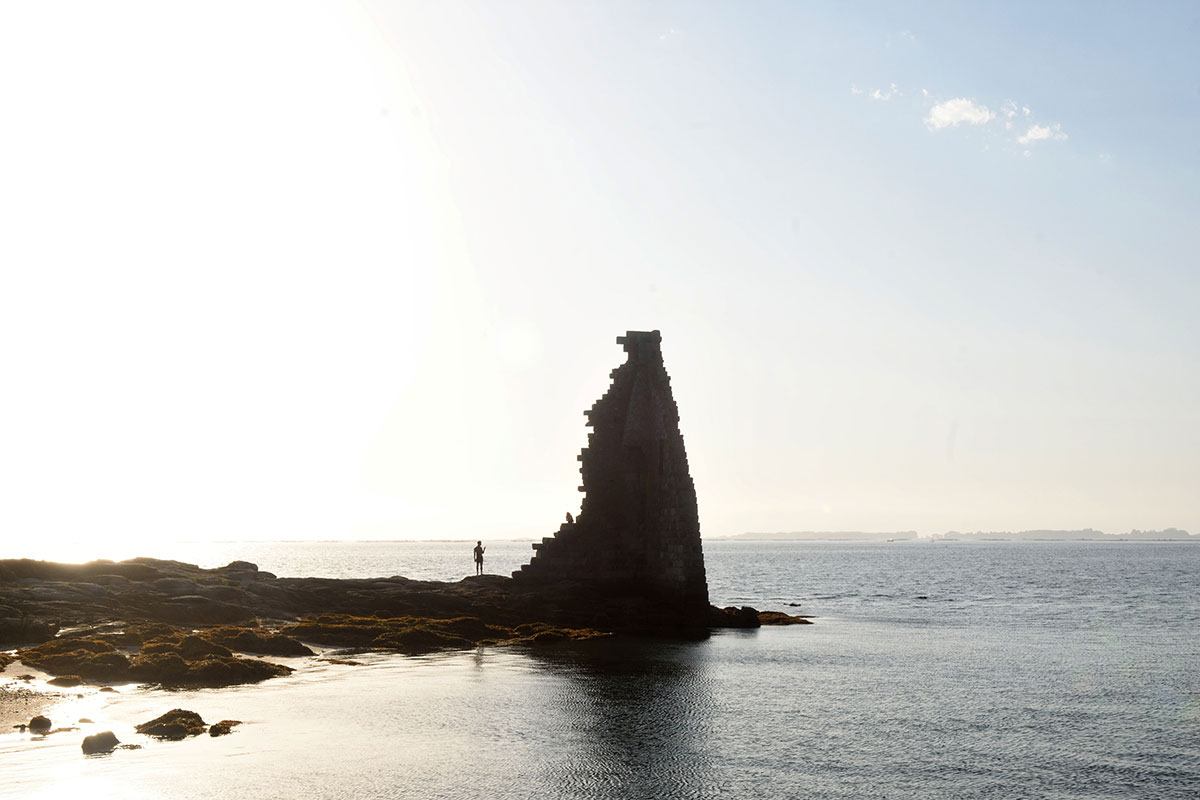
[183,656,291,687]
[372,627,474,651]
[81,730,120,754]
[202,626,313,656]
[17,638,131,680]
[29,715,52,732]
[177,635,232,660]
[135,709,206,740]
[129,651,190,683]
[209,720,242,737]
[47,675,83,687]
[129,649,290,687]
[281,613,609,653]
[101,623,180,648]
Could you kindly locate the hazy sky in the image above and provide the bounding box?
[2,1,1198,548]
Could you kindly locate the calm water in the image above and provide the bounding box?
[3,540,1198,799]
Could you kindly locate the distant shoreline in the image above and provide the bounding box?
[718,530,1198,543]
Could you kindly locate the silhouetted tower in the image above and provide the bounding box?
[514,331,710,620]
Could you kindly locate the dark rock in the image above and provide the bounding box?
[710,605,762,628]
[208,720,242,737]
[151,578,201,595]
[29,715,52,732]
[135,709,206,739]
[81,730,120,754]
[757,611,813,625]
[158,596,253,624]
[0,616,58,646]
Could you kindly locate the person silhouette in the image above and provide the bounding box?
[473,541,486,575]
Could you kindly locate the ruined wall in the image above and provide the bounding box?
[513,331,709,615]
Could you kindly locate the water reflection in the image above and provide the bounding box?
[525,639,719,800]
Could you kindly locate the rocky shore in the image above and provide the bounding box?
[1,557,808,692]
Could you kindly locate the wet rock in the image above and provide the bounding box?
[81,730,120,754]
[88,574,131,587]
[209,719,242,737]
[47,675,83,687]
[151,578,201,595]
[28,715,52,732]
[158,596,253,625]
[135,709,207,740]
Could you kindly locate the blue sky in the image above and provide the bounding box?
[1,1,1197,550]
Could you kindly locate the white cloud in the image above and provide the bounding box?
[870,82,899,101]
[925,98,994,129]
[1017,123,1068,145]
[852,82,899,100]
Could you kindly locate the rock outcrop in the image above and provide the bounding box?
[514,331,711,630]
[135,709,207,740]
[209,720,242,737]
[0,333,810,645]
[81,730,120,754]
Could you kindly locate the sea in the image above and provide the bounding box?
[2,539,1198,799]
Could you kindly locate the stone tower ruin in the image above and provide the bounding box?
[513,331,710,625]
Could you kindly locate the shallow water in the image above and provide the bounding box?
[3,541,1198,799]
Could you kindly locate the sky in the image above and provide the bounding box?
[1,1,1198,550]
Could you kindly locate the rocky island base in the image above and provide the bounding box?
[2,556,809,693]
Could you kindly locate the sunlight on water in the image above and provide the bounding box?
[3,542,1198,799]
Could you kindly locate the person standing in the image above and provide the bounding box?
[473,541,486,575]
